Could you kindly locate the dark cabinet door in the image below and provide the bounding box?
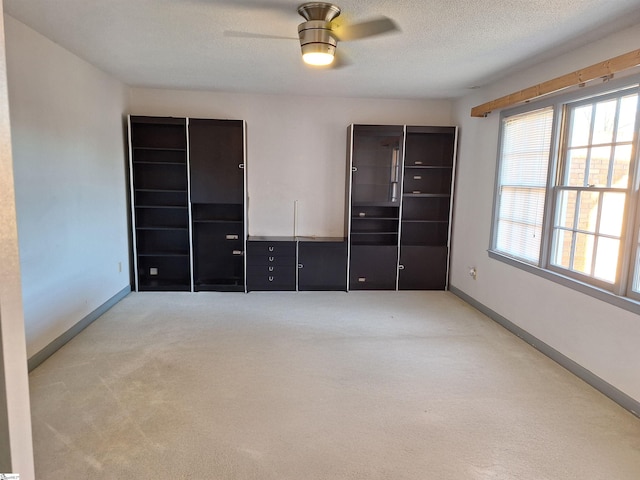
[351,125,404,206]
[349,245,398,290]
[189,119,244,204]
[298,241,347,291]
[398,246,448,290]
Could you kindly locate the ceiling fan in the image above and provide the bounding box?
[225,2,400,67]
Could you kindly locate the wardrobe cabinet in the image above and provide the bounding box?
[346,124,457,290]
[128,116,246,292]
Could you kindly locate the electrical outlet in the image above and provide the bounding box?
[468,266,477,280]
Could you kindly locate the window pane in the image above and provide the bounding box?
[577,191,600,234]
[592,99,617,145]
[632,247,640,293]
[565,148,587,186]
[552,229,572,268]
[616,94,638,142]
[594,236,619,283]
[599,192,625,236]
[612,144,632,188]
[496,187,545,263]
[494,107,553,263]
[569,105,592,147]
[573,232,594,275]
[587,146,611,187]
[555,190,577,228]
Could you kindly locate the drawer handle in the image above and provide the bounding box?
[239,163,245,169]
[268,266,274,272]
[415,161,423,165]
[268,276,274,282]
[412,190,421,194]
[352,166,358,172]
[269,256,275,262]
[413,175,422,180]
[232,250,243,256]
[298,264,303,269]
[358,277,366,282]
[358,212,366,217]
[226,234,239,240]
[268,246,274,252]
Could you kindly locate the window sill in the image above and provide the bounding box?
[488,250,640,316]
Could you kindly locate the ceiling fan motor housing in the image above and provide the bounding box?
[297,3,341,62]
[298,20,338,58]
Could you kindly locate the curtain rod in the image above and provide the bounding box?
[471,48,640,118]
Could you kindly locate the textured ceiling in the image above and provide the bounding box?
[4,0,640,99]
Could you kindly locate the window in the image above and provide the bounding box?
[491,82,640,308]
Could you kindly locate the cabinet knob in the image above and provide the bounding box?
[268,276,274,282]
[398,264,405,270]
[239,163,245,169]
[413,175,422,180]
[268,256,274,262]
[352,166,358,172]
[358,277,366,282]
[298,264,303,269]
[415,161,423,165]
[232,250,243,256]
[268,266,274,272]
[226,234,239,240]
[268,246,274,252]
[412,191,421,194]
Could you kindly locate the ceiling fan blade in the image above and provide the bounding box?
[224,30,297,40]
[332,50,352,69]
[332,16,399,41]
[192,0,294,13]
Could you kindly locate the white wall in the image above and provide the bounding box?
[5,15,131,357]
[451,23,640,401]
[0,7,35,479]
[129,89,452,237]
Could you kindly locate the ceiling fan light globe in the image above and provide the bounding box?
[300,41,336,66]
[302,51,335,66]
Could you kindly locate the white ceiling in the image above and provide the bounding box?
[4,0,640,99]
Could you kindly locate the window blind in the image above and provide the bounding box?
[494,107,554,263]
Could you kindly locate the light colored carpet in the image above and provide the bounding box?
[29,291,640,479]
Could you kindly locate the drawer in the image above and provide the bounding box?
[403,169,452,195]
[247,265,295,277]
[247,241,296,257]
[247,272,296,291]
[246,254,297,267]
[193,222,243,242]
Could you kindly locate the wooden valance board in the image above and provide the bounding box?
[471,48,640,117]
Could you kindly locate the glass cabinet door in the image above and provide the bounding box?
[351,125,404,205]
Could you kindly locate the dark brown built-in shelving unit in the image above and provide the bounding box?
[128,116,246,292]
[346,124,457,291]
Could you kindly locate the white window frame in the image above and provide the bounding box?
[489,75,640,315]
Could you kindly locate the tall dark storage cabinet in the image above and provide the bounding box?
[189,119,246,291]
[128,116,247,292]
[346,124,457,290]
